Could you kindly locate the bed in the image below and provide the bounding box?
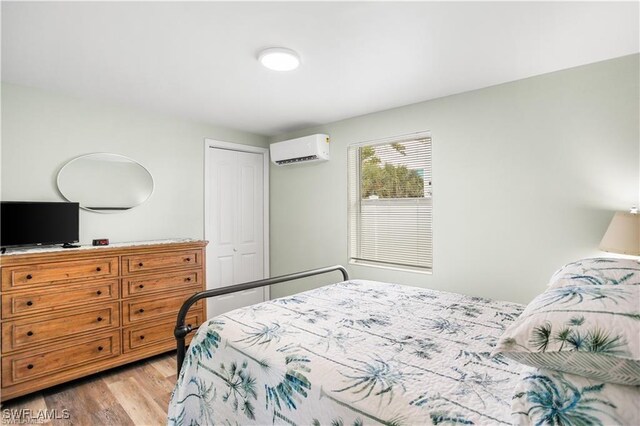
[168,267,526,425]
[168,262,640,425]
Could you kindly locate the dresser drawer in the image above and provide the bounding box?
[122,289,202,325]
[121,250,202,275]
[123,311,202,353]
[1,330,120,387]
[2,302,120,352]
[1,257,119,291]
[122,270,202,298]
[1,279,119,319]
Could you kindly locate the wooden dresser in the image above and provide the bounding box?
[0,240,207,401]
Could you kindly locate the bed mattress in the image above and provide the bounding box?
[168,279,526,425]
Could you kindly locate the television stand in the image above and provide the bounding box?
[61,243,80,249]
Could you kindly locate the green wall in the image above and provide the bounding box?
[269,54,640,304]
[2,55,638,305]
[1,83,269,244]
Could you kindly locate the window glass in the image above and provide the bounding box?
[348,135,432,270]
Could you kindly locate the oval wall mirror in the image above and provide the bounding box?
[57,153,154,213]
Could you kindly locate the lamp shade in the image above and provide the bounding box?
[599,212,640,256]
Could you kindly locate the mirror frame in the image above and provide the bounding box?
[57,152,154,213]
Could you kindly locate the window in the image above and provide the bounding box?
[348,133,432,271]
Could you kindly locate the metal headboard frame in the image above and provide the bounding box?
[174,265,349,374]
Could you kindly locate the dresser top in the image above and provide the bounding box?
[1,238,202,257]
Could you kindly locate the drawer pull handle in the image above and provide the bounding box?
[27,364,34,370]
[185,258,191,262]
[138,262,144,267]
[185,277,191,282]
[96,267,102,272]
[27,331,33,336]
[26,301,33,306]
[140,335,145,340]
[138,284,144,289]
[98,346,104,351]
[26,274,33,280]
[138,308,145,313]
[96,290,102,295]
[97,317,103,322]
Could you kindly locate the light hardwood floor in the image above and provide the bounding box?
[1,352,177,425]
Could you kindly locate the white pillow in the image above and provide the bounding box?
[549,257,640,287]
[493,283,640,385]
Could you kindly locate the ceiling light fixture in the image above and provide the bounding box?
[258,47,300,71]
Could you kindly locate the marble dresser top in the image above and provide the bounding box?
[1,238,201,256]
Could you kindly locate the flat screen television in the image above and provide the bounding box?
[1,201,79,248]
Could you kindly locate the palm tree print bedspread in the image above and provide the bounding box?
[511,365,640,425]
[168,280,529,425]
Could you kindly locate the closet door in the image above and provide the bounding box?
[206,147,266,318]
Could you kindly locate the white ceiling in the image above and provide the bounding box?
[2,1,638,136]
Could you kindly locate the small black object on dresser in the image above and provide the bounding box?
[93,238,110,246]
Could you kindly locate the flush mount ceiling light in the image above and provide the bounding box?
[258,47,300,71]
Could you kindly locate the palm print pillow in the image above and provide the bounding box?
[549,257,640,287]
[493,284,640,385]
[511,365,640,426]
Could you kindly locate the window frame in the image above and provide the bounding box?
[347,131,433,273]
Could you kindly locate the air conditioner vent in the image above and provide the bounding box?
[275,155,319,165]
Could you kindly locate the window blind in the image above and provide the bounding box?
[348,135,432,270]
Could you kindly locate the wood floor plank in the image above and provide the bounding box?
[148,355,176,378]
[43,386,95,426]
[101,359,143,387]
[82,375,123,412]
[134,363,176,410]
[1,392,51,424]
[107,376,168,425]
[91,405,136,426]
[83,373,137,425]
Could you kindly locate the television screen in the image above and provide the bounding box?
[1,202,79,248]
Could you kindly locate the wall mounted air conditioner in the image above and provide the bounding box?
[270,134,330,165]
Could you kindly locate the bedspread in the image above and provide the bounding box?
[168,280,526,425]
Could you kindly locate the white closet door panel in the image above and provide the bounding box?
[238,253,256,283]
[206,146,266,319]
[216,163,234,246]
[239,165,255,243]
[209,289,265,318]
[215,255,234,288]
[235,151,264,278]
